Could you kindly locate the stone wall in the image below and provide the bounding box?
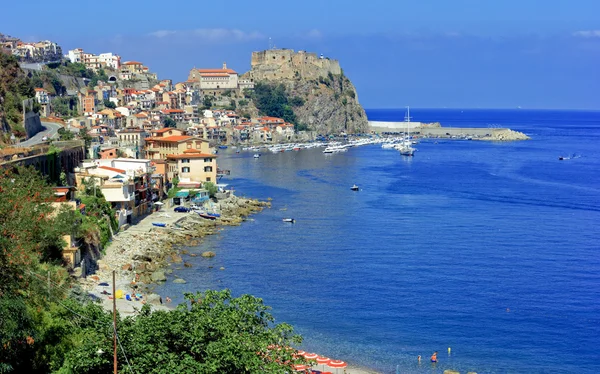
[248,49,342,81]
[24,111,42,138]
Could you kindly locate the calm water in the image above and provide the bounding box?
[157,109,600,373]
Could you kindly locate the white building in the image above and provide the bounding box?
[188,62,239,90]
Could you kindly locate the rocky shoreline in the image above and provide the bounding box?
[80,195,270,314]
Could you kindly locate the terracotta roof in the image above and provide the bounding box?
[34,88,47,92]
[162,109,184,114]
[123,61,142,65]
[98,165,126,173]
[199,73,230,77]
[167,150,216,159]
[134,113,148,118]
[195,68,237,74]
[154,127,180,133]
[147,135,192,143]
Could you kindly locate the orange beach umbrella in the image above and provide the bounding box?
[302,352,318,360]
[316,356,331,371]
[327,359,348,374]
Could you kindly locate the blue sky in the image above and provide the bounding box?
[4,0,600,109]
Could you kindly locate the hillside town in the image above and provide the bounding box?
[0,33,337,284]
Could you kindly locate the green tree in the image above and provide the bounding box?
[202,95,214,110]
[57,127,74,141]
[203,181,218,198]
[163,117,177,128]
[58,290,305,373]
[227,99,236,110]
[251,82,297,125]
[0,166,73,372]
[103,100,116,109]
[79,127,92,151]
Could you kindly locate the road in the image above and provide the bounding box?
[16,121,63,147]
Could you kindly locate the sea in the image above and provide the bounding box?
[156,108,600,373]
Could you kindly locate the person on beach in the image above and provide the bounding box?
[431,351,438,363]
[418,355,421,363]
[166,296,172,303]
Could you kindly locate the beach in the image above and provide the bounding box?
[79,194,269,315]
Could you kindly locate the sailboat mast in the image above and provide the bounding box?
[406,106,410,139]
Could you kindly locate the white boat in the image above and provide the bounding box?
[397,107,416,156]
[282,218,295,223]
[323,145,348,154]
[253,153,260,158]
[351,184,359,191]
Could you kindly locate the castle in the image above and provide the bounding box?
[245,49,342,81]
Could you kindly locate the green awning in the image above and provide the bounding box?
[175,191,189,198]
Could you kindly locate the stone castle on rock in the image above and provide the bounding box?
[246,49,342,81]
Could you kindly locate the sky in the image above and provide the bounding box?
[3,0,599,109]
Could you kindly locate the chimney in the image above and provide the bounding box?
[222,62,227,69]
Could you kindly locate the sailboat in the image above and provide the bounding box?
[395,106,416,156]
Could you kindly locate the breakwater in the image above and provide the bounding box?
[368,121,529,140]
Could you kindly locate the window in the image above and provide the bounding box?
[206,177,211,182]
[181,158,190,163]
[182,167,190,173]
[204,158,212,162]
[204,166,213,172]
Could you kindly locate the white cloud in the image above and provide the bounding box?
[572,30,600,38]
[149,30,177,38]
[306,29,323,39]
[148,28,264,42]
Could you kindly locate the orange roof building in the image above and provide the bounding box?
[187,62,239,90]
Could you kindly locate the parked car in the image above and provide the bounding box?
[174,206,190,213]
[41,136,48,141]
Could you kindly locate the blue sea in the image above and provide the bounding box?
[157,109,600,373]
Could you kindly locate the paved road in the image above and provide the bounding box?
[16,121,63,147]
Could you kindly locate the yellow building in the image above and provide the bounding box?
[167,149,218,185]
[145,134,212,160]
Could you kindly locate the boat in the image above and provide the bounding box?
[197,212,217,220]
[351,184,359,191]
[397,107,416,156]
[282,218,295,223]
[152,222,167,227]
[253,153,260,158]
[218,145,228,149]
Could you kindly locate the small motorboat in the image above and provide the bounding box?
[282,218,295,223]
[253,153,260,158]
[351,184,359,191]
[152,222,167,227]
[197,212,217,220]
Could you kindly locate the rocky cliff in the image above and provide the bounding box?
[0,53,37,141]
[243,49,368,134]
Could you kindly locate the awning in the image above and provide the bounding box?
[175,191,189,198]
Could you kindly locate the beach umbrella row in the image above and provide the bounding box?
[298,351,347,374]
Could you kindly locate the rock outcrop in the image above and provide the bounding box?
[486,129,530,141]
[243,49,368,135]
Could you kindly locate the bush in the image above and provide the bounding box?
[203,181,218,197]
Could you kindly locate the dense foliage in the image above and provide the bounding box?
[0,167,306,373]
[0,53,37,133]
[51,96,78,117]
[58,290,305,373]
[0,166,73,372]
[251,82,297,125]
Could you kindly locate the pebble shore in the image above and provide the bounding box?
[79,195,270,315]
